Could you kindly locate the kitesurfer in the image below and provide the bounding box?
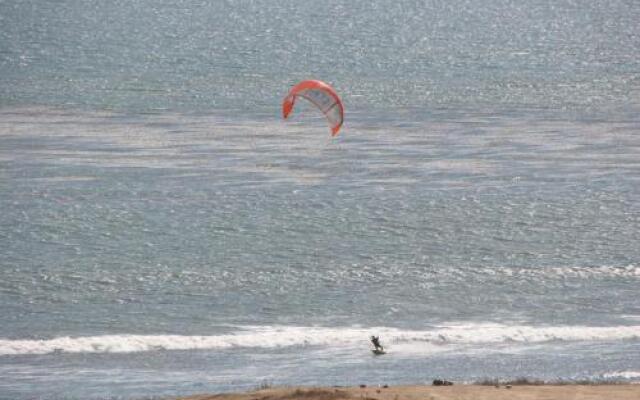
[370,335,384,352]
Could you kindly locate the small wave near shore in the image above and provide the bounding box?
[2,323,639,356]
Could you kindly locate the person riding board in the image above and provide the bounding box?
[370,335,384,352]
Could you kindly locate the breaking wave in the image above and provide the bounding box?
[1,323,639,356]
[603,371,640,380]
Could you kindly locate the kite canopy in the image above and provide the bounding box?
[282,80,344,136]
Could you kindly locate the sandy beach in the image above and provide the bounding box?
[178,384,640,400]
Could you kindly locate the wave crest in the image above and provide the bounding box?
[1,324,638,356]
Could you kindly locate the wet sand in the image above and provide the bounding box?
[178,384,640,400]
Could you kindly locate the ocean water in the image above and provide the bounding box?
[1,1,640,399]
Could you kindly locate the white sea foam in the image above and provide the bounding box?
[480,264,640,279]
[603,371,640,380]
[1,324,638,356]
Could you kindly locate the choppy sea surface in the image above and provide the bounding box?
[1,1,640,399]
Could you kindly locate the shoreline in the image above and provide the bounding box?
[176,383,640,400]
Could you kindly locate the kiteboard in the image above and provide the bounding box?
[372,349,386,355]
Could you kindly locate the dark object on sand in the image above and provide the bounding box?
[432,379,453,386]
[359,384,366,388]
[382,385,389,388]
